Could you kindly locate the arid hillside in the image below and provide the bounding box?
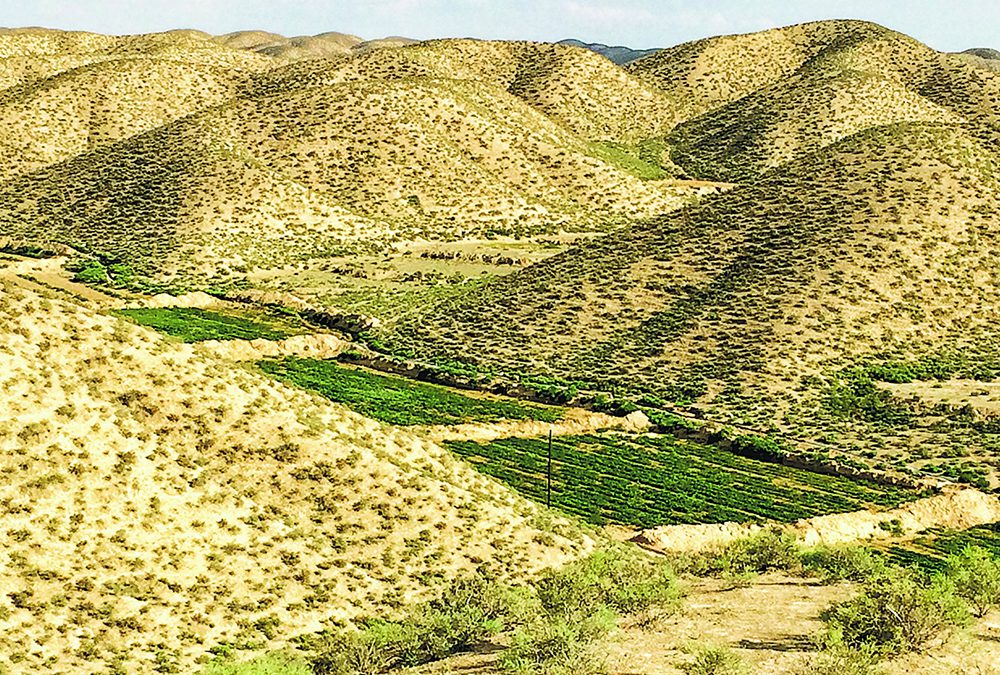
[0,73,705,280]
[0,29,711,283]
[630,20,1000,180]
[0,274,589,673]
[254,38,683,140]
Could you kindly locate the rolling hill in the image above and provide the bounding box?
[0,73,707,280]
[251,38,685,141]
[383,118,1000,482]
[385,120,1000,395]
[630,20,1000,181]
[0,31,712,283]
[0,276,588,673]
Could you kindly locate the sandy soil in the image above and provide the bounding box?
[635,487,1000,553]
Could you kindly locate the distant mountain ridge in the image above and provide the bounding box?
[962,47,1000,59]
[558,38,659,64]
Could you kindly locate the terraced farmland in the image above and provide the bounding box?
[257,357,564,426]
[446,434,924,528]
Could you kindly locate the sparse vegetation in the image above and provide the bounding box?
[2,15,1000,674]
[820,567,971,655]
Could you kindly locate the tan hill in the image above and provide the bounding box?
[216,30,365,61]
[0,33,713,282]
[0,58,247,180]
[383,120,1000,480]
[254,38,683,141]
[214,31,416,61]
[0,28,273,92]
[0,28,276,180]
[0,275,588,673]
[627,20,900,124]
[629,20,1000,181]
[0,74,709,281]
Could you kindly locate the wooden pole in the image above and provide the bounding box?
[547,428,553,508]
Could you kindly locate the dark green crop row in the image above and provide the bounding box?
[257,357,564,426]
[446,434,925,528]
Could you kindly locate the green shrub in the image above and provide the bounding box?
[498,611,613,674]
[535,548,681,621]
[199,652,311,675]
[795,643,882,675]
[70,259,110,284]
[800,545,887,584]
[679,644,747,675]
[713,530,800,576]
[308,622,407,674]
[308,571,535,673]
[820,568,970,655]
[943,545,1000,617]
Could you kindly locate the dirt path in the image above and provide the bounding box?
[418,409,650,443]
[0,256,122,306]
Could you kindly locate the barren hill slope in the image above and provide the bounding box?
[0,75,706,280]
[0,277,588,673]
[254,38,683,141]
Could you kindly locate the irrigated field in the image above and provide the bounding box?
[446,434,923,528]
[886,524,1000,570]
[258,357,564,426]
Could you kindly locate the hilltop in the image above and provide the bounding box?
[557,39,659,64]
[630,20,1000,180]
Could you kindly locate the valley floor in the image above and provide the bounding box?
[411,573,1000,674]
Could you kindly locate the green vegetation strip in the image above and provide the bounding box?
[115,307,302,343]
[446,434,923,528]
[257,357,563,426]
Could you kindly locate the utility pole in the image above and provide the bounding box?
[546,428,553,508]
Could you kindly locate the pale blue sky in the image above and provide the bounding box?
[0,0,994,51]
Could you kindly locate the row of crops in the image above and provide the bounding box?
[885,524,1000,571]
[445,434,925,528]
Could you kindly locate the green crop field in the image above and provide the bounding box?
[257,357,564,426]
[445,434,924,528]
[884,524,1000,571]
[115,307,307,342]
